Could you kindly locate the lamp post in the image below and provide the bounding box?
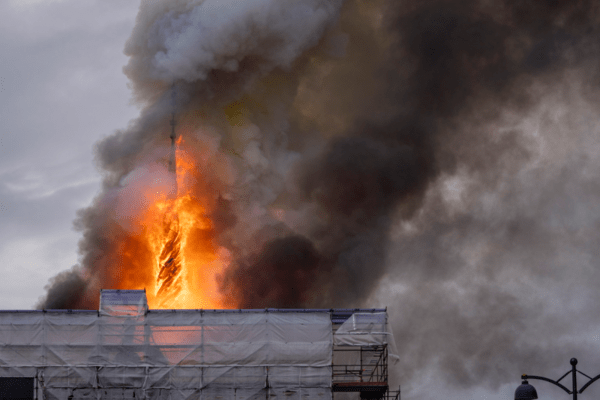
[515,358,600,400]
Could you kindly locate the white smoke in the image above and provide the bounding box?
[124,0,344,85]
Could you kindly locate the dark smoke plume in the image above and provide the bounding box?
[221,235,321,308]
[39,266,90,310]
[37,0,600,398]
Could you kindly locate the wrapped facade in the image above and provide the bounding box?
[0,291,396,400]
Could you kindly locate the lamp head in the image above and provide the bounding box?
[515,380,538,400]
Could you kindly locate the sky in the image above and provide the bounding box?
[0,0,141,309]
[3,1,600,400]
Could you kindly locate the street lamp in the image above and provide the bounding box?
[515,379,538,400]
[515,358,600,400]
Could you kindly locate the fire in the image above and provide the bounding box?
[128,136,231,309]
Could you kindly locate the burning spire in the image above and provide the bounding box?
[156,83,183,306]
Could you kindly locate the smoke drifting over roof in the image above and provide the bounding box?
[38,0,600,397]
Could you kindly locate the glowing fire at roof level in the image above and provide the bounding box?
[155,84,184,308]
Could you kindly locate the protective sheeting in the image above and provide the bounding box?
[333,312,399,362]
[0,310,332,399]
[99,289,148,317]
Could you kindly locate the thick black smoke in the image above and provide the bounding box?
[221,235,321,308]
[37,0,600,398]
[39,266,89,310]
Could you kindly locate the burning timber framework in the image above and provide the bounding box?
[0,291,399,400]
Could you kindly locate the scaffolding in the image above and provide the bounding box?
[0,291,398,400]
[332,312,400,400]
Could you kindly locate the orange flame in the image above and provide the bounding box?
[129,136,231,309]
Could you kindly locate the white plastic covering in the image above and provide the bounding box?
[334,312,399,360]
[0,311,332,399]
[99,289,148,317]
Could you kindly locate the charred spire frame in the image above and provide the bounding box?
[168,82,177,180]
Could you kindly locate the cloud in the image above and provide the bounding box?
[0,0,140,308]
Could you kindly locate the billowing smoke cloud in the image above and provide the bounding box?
[39,266,89,309]
[37,0,600,398]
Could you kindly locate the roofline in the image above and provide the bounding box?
[0,308,386,324]
[0,308,385,313]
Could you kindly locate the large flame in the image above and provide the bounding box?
[130,136,231,309]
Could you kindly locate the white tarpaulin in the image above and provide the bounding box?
[0,310,332,400]
[334,312,399,361]
[99,289,148,317]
